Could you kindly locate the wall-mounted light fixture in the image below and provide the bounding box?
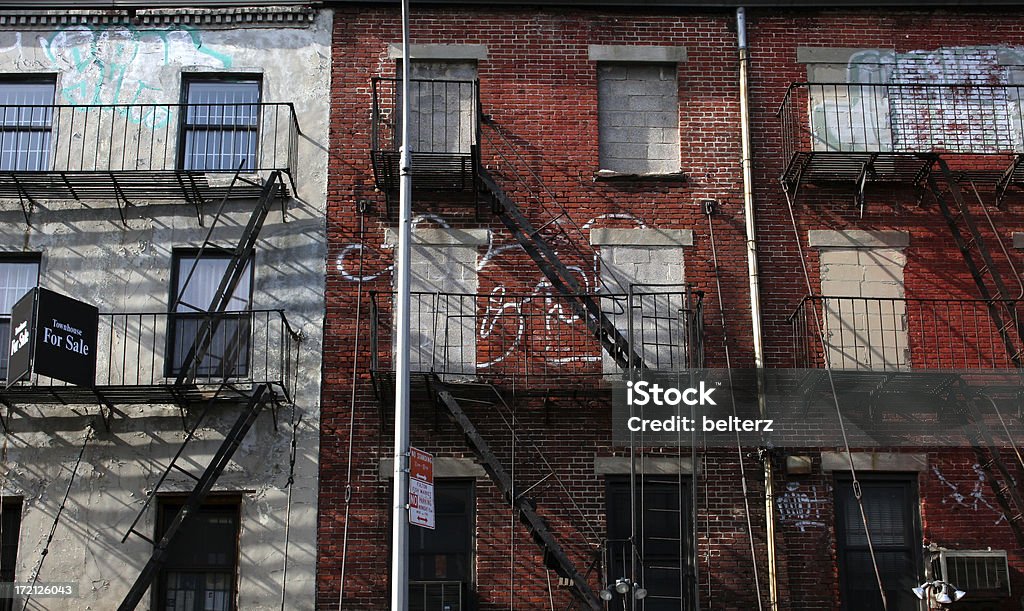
[912,580,966,605]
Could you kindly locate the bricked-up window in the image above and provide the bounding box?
[0,255,39,381]
[409,480,474,583]
[401,61,477,155]
[606,477,692,611]
[168,250,252,378]
[180,78,261,172]
[835,475,921,611]
[0,79,54,172]
[597,63,679,175]
[0,500,22,611]
[156,499,240,611]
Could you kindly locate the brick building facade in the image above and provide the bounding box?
[320,3,1024,611]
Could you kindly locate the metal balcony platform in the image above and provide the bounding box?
[0,309,298,410]
[0,170,286,208]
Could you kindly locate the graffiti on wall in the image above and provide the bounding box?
[776,482,828,532]
[931,464,1007,524]
[0,25,234,128]
[811,46,1024,154]
[333,212,651,369]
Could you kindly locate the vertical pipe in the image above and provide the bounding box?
[736,7,779,611]
[390,0,413,610]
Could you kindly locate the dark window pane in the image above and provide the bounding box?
[157,502,238,611]
[409,480,473,583]
[181,80,260,172]
[0,82,54,172]
[606,477,692,611]
[836,477,921,611]
[0,501,22,611]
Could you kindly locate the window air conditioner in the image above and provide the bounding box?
[931,549,1010,599]
[409,580,466,611]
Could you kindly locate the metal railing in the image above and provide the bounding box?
[1,309,299,399]
[788,295,1022,370]
[778,82,1024,161]
[0,102,299,175]
[371,78,479,155]
[369,288,703,381]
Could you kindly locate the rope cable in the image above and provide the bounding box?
[782,186,888,611]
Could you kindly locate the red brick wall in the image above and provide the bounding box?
[322,5,1024,610]
[321,5,765,609]
[751,8,1024,610]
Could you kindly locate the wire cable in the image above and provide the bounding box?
[782,186,888,611]
[707,208,764,611]
[338,207,367,610]
[279,408,302,611]
[22,427,91,611]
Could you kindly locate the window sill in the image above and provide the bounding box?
[594,170,687,183]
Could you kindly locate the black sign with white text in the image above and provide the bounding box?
[31,288,99,388]
[6,289,36,388]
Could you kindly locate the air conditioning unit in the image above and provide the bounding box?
[931,550,1010,599]
[409,580,466,611]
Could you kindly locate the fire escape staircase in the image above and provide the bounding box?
[927,157,1024,547]
[477,168,643,373]
[434,380,602,610]
[117,170,288,611]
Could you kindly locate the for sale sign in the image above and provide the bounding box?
[408,447,434,529]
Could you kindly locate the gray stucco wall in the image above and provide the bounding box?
[0,8,329,610]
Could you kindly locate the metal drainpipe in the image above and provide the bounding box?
[736,7,779,611]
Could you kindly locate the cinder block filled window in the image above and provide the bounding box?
[0,79,55,172]
[180,78,261,172]
[0,500,21,611]
[169,250,253,379]
[0,254,39,381]
[404,60,477,155]
[156,499,240,611]
[597,63,679,175]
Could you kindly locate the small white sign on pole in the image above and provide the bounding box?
[408,447,435,529]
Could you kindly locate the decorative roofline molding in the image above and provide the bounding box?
[0,6,317,28]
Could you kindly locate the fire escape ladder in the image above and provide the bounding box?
[928,158,1024,365]
[955,385,1024,546]
[117,384,270,611]
[434,384,602,610]
[173,170,285,387]
[927,157,1024,547]
[117,172,288,609]
[478,169,643,371]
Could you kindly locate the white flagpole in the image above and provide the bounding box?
[389,0,413,609]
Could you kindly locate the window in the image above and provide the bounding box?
[0,79,54,172]
[606,477,692,611]
[180,78,261,172]
[835,475,921,611]
[401,61,477,155]
[409,480,474,583]
[0,500,21,611]
[156,499,239,611]
[168,251,252,379]
[0,255,39,381]
[597,63,679,175]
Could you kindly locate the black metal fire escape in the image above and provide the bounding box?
[370,78,659,609]
[117,170,287,611]
[925,158,1024,546]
